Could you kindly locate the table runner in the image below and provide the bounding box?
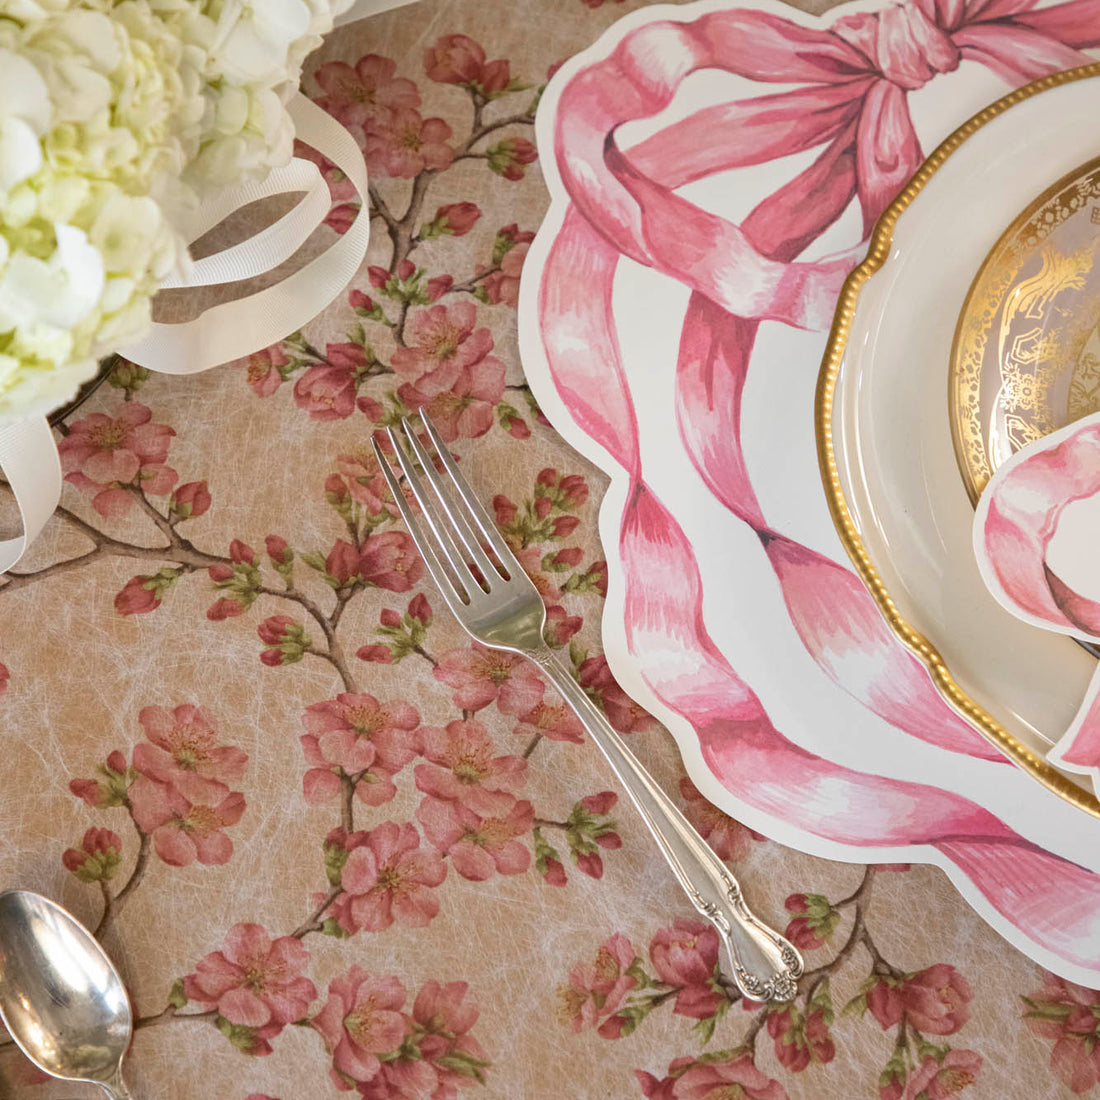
[0,0,1095,1097]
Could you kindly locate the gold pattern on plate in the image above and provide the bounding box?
[815,63,1100,820]
[950,156,1100,502]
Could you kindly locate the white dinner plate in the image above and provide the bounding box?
[818,65,1100,814]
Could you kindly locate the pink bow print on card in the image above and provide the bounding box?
[532,0,1100,977]
[976,414,1100,788]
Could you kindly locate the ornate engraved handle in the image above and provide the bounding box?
[531,646,802,1001]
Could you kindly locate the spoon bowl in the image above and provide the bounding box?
[0,890,133,1099]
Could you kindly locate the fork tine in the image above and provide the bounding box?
[384,423,484,597]
[400,417,503,585]
[371,436,470,611]
[418,413,522,577]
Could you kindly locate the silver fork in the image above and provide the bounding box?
[374,414,802,1002]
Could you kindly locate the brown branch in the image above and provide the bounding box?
[522,733,542,759]
[340,773,355,833]
[292,887,341,939]
[95,827,151,938]
[835,865,876,909]
[414,645,438,668]
[132,487,176,544]
[134,1006,217,1031]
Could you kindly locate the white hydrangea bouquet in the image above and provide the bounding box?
[0,0,390,574]
[0,0,378,418]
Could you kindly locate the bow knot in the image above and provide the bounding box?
[833,2,960,89]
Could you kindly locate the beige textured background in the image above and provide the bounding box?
[0,0,1089,1097]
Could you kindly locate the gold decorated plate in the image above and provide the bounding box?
[951,156,1100,502]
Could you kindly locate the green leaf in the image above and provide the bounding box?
[841,991,868,1019]
[321,918,349,938]
[299,551,327,573]
[167,978,188,1009]
[693,1012,719,1046]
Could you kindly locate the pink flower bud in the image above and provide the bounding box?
[368,266,390,289]
[171,481,211,519]
[435,202,481,237]
[493,495,516,525]
[348,289,374,312]
[357,395,385,421]
[507,416,531,440]
[114,576,160,616]
[206,597,245,621]
[265,535,291,564]
[407,593,431,624]
[396,258,416,280]
[229,539,257,565]
[356,644,393,664]
[426,274,453,302]
[542,858,567,886]
[575,851,604,879]
[106,751,127,774]
[325,473,350,502]
[581,791,617,815]
[207,563,234,582]
[257,614,295,645]
[326,539,360,585]
[551,547,583,568]
[380,608,402,628]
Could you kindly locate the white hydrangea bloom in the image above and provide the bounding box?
[0,0,347,419]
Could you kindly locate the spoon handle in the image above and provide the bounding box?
[99,1066,134,1100]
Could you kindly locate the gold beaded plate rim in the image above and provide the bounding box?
[814,62,1100,820]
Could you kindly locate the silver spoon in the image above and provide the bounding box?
[0,890,133,1099]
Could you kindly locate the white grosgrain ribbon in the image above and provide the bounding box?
[0,93,370,574]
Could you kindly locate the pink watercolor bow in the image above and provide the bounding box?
[538,0,1100,974]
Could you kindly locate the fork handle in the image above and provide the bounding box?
[531,646,802,1002]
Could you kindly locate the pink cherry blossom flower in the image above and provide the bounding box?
[334,449,398,516]
[390,301,496,393]
[679,777,757,861]
[558,933,637,1032]
[904,1049,981,1099]
[132,704,247,803]
[313,54,420,131]
[364,109,453,179]
[329,821,446,934]
[900,965,972,1035]
[312,968,407,1088]
[482,241,529,307]
[59,403,174,485]
[657,1054,788,1100]
[577,654,657,733]
[411,980,489,1094]
[240,345,289,397]
[434,642,544,714]
[417,795,532,880]
[360,531,425,592]
[129,775,245,867]
[183,924,315,1035]
[293,363,358,420]
[1024,973,1100,1093]
[414,719,527,814]
[649,918,724,1020]
[423,34,488,84]
[398,355,506,442]
[513,700,584,744]
[300,692,419,806]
